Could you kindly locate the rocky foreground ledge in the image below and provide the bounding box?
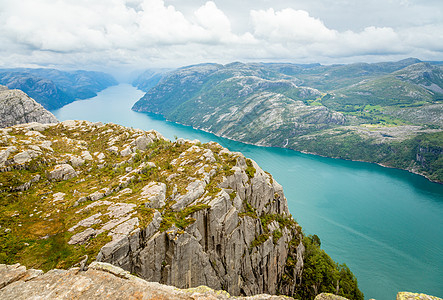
[0,263,440,300]
[0,262,287,299]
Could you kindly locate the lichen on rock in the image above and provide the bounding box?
[0,121,361,299]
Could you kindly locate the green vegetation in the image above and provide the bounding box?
[294,130,443,182]
[281,235,364,300]
[132,59,443,182]
[245,159,256,179]
[0,121,364,298]
[300,235,363,300]
[238,200,257,219]
[0,122,235,270]
[250,233,270,248]
[159,203,210,232]
[0,68,117,110]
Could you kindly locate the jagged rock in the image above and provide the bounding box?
[0,263,43,289]
[88,190,105,201]
[69,213,103,232]
[120,146,132,157]
[68,228,96,245]
[107,146,119,154]
[0,121,362,299]
[135,135,153,150]
[111,217,139,236]
[141,182,166,208]
[97,152,299,296]
[171,179,206,211]
[70,155,85,167]
[52,192,65,202]
[12,174,40,192]
[315,293,350,300]
[0,262,288,300]
[0,146,17,167]
[46,164,77,181]
[81,151,93,161]
[0,86,58,128]
[397,292,442,300]
[13,150,36,165]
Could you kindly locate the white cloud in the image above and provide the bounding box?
[194,2,231,39]
[0,0,442,70]
[250,8,337,43]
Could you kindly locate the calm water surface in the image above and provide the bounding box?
[52,84,443,300]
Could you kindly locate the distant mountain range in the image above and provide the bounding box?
[132,58,443,182]
[0,68,117,110]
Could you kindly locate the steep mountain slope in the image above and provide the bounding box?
[132,60,443,182]
[132,69,171,92]
[0,121,363,300]
[0,85,57,128]
[0,68,117,110]
[328,62,443,110]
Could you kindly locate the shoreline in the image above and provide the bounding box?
[133,109,442,185]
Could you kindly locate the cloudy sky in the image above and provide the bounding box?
[0,0,442,72]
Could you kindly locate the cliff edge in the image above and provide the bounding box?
[0,120,362,299]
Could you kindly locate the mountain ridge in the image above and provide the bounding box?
[0,68,117,110]
[132,59,443,182]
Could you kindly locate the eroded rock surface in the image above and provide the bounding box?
[0,121,358,299]
[396,292,442,300]
[0,262,288,300]
[0,85,58,128]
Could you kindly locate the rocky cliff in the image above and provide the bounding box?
[0,121,362,299]
[0,85,58,128]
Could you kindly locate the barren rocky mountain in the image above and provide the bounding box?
[0,120,362,299]
[0,85,58,128]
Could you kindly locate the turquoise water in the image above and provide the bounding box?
[52,84,443,300]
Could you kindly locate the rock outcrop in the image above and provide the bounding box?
[315,294,352,300]
[0,85,58,128]
[0,262,287,300]
[94,142,299,296]
[0,263,440,300]
[396,292,442,300]
[0,120,361,299]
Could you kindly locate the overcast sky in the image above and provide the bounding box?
[0,0,442,73]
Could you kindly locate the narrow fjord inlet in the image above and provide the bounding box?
[52,84,443,300]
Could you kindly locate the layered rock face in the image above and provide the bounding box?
[0,120,303,296]
[0,262,286,300]
[0,85,58,128]
[96,144,300,295]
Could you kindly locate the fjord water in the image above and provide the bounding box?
[52,84,443,300]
